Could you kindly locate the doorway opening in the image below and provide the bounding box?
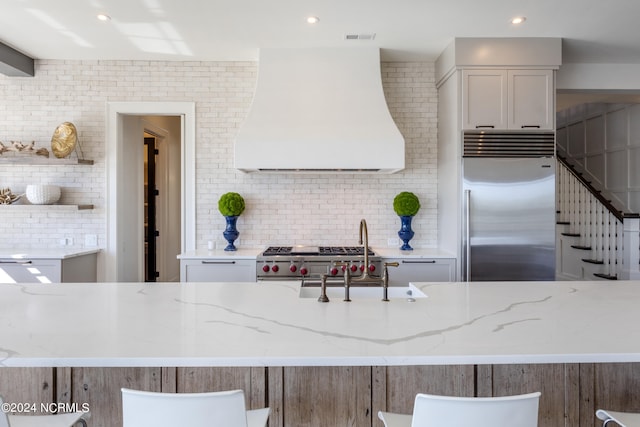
[106,102,196,283]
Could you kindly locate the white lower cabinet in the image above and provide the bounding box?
[180,259,256,282]
[382,258,456,285]
[0,253,97,283]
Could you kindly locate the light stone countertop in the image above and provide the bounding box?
[177,247,455,260]
[373,247,456,258]
[177,248,263,259]
[0,248,100,260]
[1,280,638,368]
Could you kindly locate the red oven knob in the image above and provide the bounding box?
[289,264,297,273]
[262,265,270,273]
[369,264,376,272]
[350,264,358,272]
[330,267,339,276]
[300,267,308,276]
[359,264,365,272]
[271,264,279,273]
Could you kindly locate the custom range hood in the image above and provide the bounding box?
[234,47,405,173]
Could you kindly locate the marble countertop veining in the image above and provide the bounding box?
[1,280,639,367]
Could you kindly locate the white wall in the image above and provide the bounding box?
[557,63,640,90]
[0,60,438,273]
[557,102,640,213]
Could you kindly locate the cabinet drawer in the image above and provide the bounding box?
[181,259,256,282]
[0,260,61,283]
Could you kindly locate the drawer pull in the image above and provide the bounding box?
[0,260,33,265]
[201,260,236,265]
[401,260,436,264]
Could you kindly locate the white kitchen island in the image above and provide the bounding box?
[1,280,639,366]
[0,280,638,426]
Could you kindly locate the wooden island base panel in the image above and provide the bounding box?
[2,281,640,426]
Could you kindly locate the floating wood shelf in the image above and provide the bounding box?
[0,157,93,165]
[0,204,94,210]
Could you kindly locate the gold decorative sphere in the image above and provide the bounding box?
[51,122,78,158]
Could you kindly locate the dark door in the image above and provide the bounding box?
[144,137,159,282]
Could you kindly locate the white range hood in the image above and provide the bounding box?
[234,47,405,173]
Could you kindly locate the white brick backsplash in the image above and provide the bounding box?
[0,60,438,253]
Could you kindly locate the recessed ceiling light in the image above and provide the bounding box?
[306,16,320,24]
[511,16,526,24]
[97,13,111,21]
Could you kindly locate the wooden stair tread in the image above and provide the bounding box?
[561,232,581,237]
[594,273,618,280]
[571,245,592,250]
[582,258,604,265]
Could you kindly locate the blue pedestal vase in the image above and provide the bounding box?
[398,215,415,251]
[222,215,239,251]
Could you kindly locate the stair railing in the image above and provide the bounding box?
[556,157,638,279]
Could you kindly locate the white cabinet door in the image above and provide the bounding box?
[463,69,554,130]
[382,258,456,285]
[0,260,61,283]
[462,69,508,130]
[181,259,256,282]
[508,69,554,130]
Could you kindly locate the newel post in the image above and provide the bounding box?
[622,215,640,280]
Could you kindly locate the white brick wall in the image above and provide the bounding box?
[0,60,438,253]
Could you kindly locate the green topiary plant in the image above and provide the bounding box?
[393,192,420,216]
[218,192,245,217]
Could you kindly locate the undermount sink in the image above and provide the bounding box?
[298,283,427,300]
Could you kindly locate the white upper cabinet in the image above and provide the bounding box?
[462,69,554,130]
[462,69,508,130]
[508,69,554,130]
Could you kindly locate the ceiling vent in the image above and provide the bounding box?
[344,33,376,41]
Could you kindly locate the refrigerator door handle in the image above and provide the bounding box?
[464,189,471,282]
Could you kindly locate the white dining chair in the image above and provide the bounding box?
[597,408,640,427]
[378,391,541,427]
[121,388,269,427]
[0,396,89,427]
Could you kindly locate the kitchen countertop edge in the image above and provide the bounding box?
[0,248,100,260]
[178,247,456,260]
[374,247,456,258]
[178,248,263,259]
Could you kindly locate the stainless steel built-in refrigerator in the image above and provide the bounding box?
[462,132,556,281]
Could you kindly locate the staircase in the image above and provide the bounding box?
[556,157,640,280]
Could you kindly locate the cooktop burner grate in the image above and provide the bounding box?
[318,246,375,256]
[262,246,293,256]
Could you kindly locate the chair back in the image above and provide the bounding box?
[121,388,249,427]
[596,408,640,426]
[0,396,9,427]
[411,392,541,427]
